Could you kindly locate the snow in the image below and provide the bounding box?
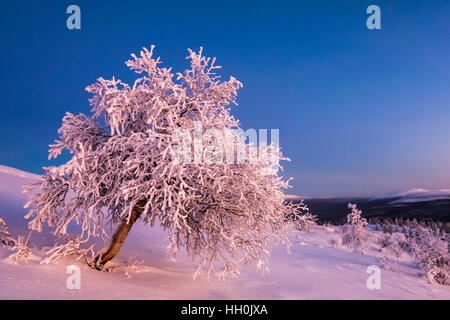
[370,188,450,203]
[284,194,313,201]
[0,165,449,299]
[0,165,40,180]
[0,165,39,199]
[284,194,303,200]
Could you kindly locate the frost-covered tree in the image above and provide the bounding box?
[24,46,312,278]
[341,203,369,254]
[407,227,449,285]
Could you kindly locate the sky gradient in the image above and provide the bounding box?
[0,0,449,197]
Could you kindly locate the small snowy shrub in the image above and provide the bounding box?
[290,202,317,232]
[341,203,369,254]
[408,227,449,285]
[377,233,406,270]
[7,235,32,264]
[329,237,341,247]
[378,233,405,259]
[0,217,15,247]
[0,217,33,264]
[41,237,96,266]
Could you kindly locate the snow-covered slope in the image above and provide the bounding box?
[0,165,40,199]
[0,165,44,241]
[0,165,40,179]
[0,165,449,299]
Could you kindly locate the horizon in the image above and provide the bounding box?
[1,1,449,197]
[2,163,450,200]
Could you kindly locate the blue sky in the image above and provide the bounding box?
[0,0,449,197]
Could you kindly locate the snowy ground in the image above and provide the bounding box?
[0,165,448,299]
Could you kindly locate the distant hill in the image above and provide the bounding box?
[288,189,450,223]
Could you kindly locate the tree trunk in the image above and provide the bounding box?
[95,200,146,268]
